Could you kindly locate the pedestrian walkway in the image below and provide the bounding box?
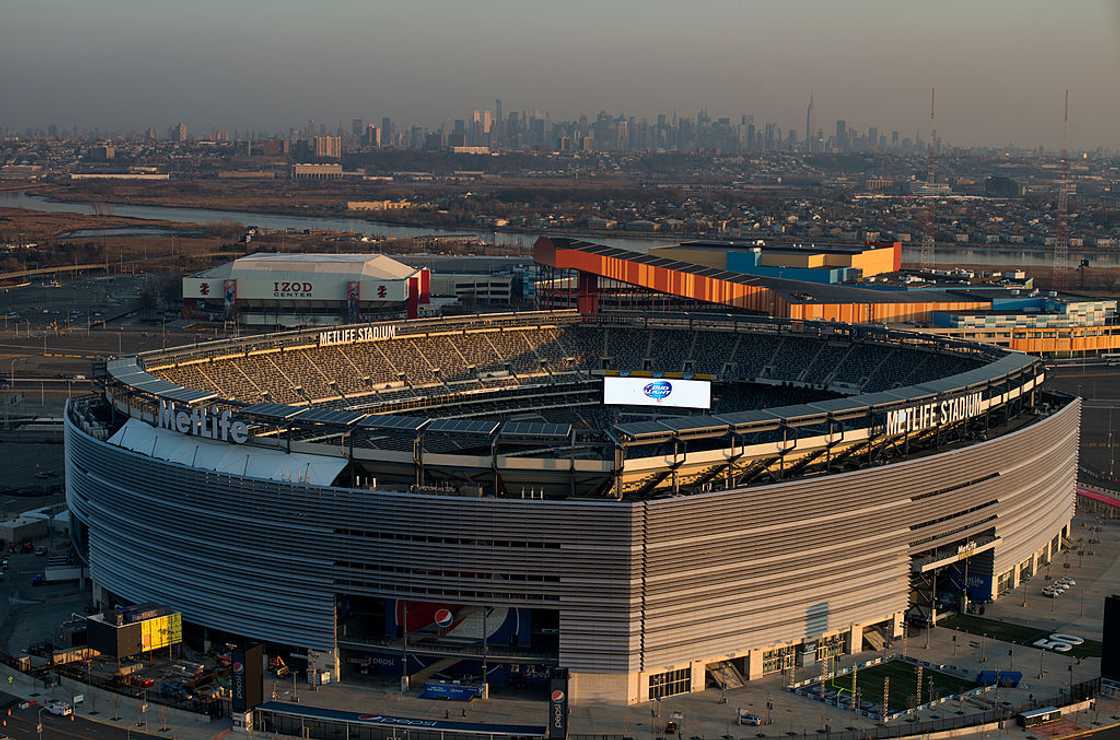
[0,663,226,740]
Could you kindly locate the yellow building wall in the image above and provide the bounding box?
[847,247,897,277]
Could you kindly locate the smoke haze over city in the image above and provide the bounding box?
[3,0,1119,149]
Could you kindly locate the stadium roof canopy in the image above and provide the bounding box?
[108,418,346,485]
[190,252,418,281]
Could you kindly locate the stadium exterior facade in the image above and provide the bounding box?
[64,311,1079,705]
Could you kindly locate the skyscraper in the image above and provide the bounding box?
[495,98,503,144]
[313,135,342,159]
[804,92,814,153]
[175,122,188,144]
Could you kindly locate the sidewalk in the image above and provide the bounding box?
[0,663,227,740]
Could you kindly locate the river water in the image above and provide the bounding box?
[2,190,1114,268]
[0,190,671,252]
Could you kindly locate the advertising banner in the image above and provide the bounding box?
[223,279,237,317]
[346,281,361,320]
[231,644,264,712]
[548,676,569,739]
[602,377,711,410]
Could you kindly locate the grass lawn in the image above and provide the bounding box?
[939,614,1101,659]
[828,659,978,714]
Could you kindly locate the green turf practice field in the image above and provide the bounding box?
[939,614,1101,658]
[828,659,979,714]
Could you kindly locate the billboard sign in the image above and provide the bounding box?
[602,377,711,410]
[139,612,182,651]
[231,644,264,713]
[346,281,361,320]
[223,279,237,317]
[548,677,569,739]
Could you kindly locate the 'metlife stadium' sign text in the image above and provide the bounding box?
[319,324,398,347]
[158,400,250,444]
[885,391,983,436]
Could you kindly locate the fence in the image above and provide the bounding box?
[766,678,1103,740]
[51,660,227,718]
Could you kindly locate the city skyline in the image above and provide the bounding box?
[2,0,1118,149]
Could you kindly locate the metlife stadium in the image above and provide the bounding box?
[65,309,1078,705]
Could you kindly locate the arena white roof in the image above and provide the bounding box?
[195,252,418,281]
[107,418,347,486]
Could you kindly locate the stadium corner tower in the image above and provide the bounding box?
[65,310,1078,704]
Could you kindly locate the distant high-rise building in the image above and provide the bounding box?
[313,135,342,160]
[835,120,847,151]
[145,127,158,143]
[494,98,503,144]
[804,92,814,153]
[351,118,364,137]
[365,124,381,148]
[175,122,188,144]
[868,126,879,151]
[381,117,392,146]
[89,144,115,161]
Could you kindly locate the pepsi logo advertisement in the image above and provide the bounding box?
[549,677,569,738]
[603,376,711,410]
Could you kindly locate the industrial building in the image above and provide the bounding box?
[649,240,901,283]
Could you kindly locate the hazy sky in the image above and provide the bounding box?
[3,0,1118,148]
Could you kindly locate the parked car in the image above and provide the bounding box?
[45,701,73,717]
[739,712,764,726]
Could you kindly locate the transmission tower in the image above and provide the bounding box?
[1052,89,1070,287]
[919,88,936,272]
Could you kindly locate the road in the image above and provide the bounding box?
[0,696,164,740]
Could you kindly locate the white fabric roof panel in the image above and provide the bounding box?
[107,418,347,486]
[198,252,419,281]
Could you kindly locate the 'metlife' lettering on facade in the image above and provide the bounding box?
[885,392,983,436]
[158,400,250,444]
[318,324,397,347]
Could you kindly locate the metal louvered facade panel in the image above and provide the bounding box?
[65,399,1078,690]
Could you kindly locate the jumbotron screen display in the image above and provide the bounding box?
[603,377,711,410]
